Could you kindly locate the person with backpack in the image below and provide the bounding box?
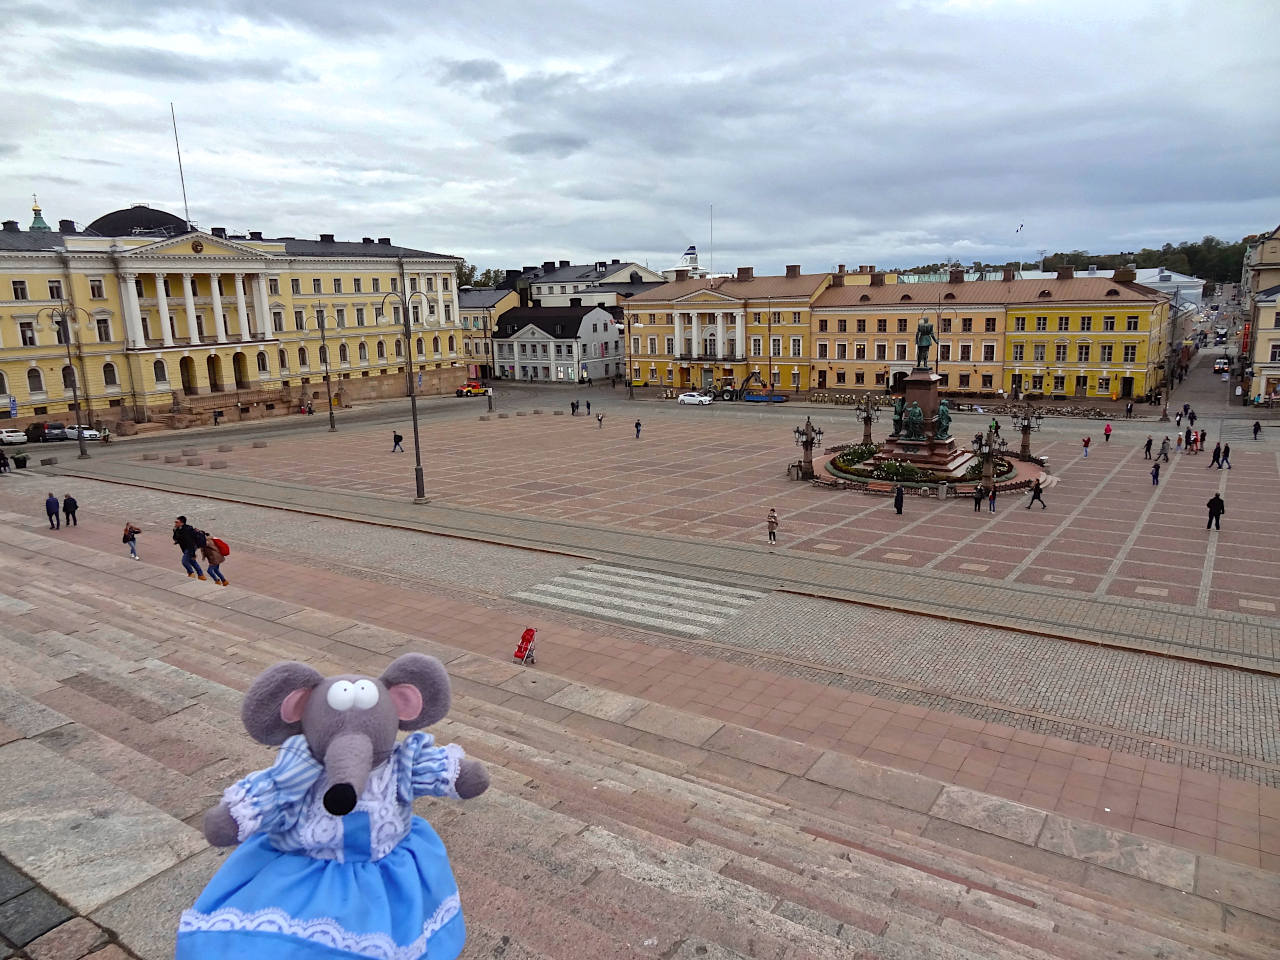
[200,537,229,586]
[173,516,205,580]
[123,522,141,560]
[392,432,404,453]
[62,493,79,527]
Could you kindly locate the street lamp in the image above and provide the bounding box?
[37,302,93,459]
[970,428,1008,489]
[379,286,434,503]
[853,392,880,445]
[1009,400,1044,460]
[793,416,824,480]
[617,316,643,400]
[312,303,337,432]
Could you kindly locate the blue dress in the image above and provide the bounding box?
[178,733,468,960]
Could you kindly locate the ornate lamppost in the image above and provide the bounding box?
[793,416,824,480]
[853,392,880,445]
[617,315,644,400]
[37,303,93,459]
[970,428,1008,489]
[1009,400,1043,460]
[379,286,434,503]
[312,303,337,432]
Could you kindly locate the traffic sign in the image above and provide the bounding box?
[6,395,15,418]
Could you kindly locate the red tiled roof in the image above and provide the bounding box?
[813,278,1166,309]
[626,273,830,304]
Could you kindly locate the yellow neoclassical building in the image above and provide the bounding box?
[0,202,464,427]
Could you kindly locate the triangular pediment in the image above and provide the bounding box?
[121,231,271,259]
[675,289,740,304]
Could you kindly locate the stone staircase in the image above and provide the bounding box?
[0,523,1275,959]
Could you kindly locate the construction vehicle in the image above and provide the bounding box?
[706,370,788,402]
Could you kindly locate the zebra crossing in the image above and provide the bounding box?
[510,563,767,636]
[1216,420,1263,441]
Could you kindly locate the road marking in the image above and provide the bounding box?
[1240,599,1276,613]
[883,552,912,561]
[959,562,990,572]
[1135,586,1168,597]
[511,564,766,637]
[1043,574,1075,584]
[813,543,842,551]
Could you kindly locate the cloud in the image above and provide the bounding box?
[440,59,506,86]
[53,39,314,83]
[501,133,588,158]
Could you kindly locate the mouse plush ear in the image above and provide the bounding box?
[242,661,325,744]
[379,653,451,730]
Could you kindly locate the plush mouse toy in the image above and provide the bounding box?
[177,654,488,960]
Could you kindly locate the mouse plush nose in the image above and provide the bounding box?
[321,732,373,817]
[323,783,358,816]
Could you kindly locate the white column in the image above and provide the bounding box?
[716,312,727,359]
[154,273,174,346]
[691,313,701,357]
[674,313,684,357]
[182,272,200,344]
[209,273,229,343]
[735,310,745,359]
[436,281,445,327]
[253,274,270,340]
[234,273,251,342]
[120,273,146,348]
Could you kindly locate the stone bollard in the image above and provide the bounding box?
[142,453,159,461]
[532,409,542,415]
[181,447,198,456]
[217,444,233,453]
[252,440,268,448]
[498,413,510,419]
[39,457,58,466]
[210,460,228,469]
[185,457,203,466]
[516,411,527,417]
[478,416,490,421]
[553,410,564,415]
[164,454,182,463]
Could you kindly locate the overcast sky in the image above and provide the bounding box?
[3,0,1277,274]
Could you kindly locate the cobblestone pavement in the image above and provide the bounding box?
[2,475,1275,791]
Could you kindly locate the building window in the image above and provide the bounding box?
[982,343,995,362]
[836,342,847,359]
[1053,375,1066,392]
[442,276,450,292]
[62,365,76,390]
[854,343,866,360]
[790,337,802,358]
[959,344,972,362]
[257,351,269,372]
[103,362,118,387]
[299,347,309,368]
[874,343,887,360]
[751,337,762,357]
[1035,316,1048,331]
[1077,344,1090,362]
[96,318,111,341]
[268,278,280,295]
[89,278,105,299]
[897,318,908,333]
[939,343,951,361]
[817,341,828,359]
[835,370,846,384]
[394,339,404,357]
[876,319,886,333]
[312,278,322,294]
[433,336,441,354]
[792,312,801,323]
[837,318,847,333]
[985,318,996,332]
[1055,344,1068,362]
[1058,316,1070,331]
[48,279,63,300]
[981,374,993,389]
[940,318,952,333]
[1079,316,1092,331]
[359,343,368,362]
[294,310,305,331]
[1123,345,1137,363]
[1098,376,1110,392]
[27,368,44,393]
[333,278,343,293]
[376,341,386,360]
[646,336,657,354]
[1011,343,1025,363]
[895,343,907,361]
[1126,316,1140,331]
[1271,344,1280,362]
[1100,344,1113,362]
[272,310,284,333]
[291,279,301,295]
[1014,317,1026,331]
[818,318,828,332]
[961,318,972,333]
[12,280,28,300]
[409,277,419,292]
[55,319,68,344]
[335,308,346,328]
[856,318,866,333]
[1103,316,1116,331]
[854,370,864,385]
[372,278,381,293]
[958,373,970,388]
[771,337,782,357]
[1033,344,1045,361]
[448,335,456,352]
[153,359,168,382]
[665,336,674,354]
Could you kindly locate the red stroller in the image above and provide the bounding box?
[513,627,537,666]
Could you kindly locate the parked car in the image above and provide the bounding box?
[455,381,486,397]
[677,392,713,405]
[0,428,27,445]
[27,422,68,442]
[66,424,101,440]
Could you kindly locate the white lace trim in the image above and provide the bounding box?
[442,743,463,800]
[222,782,261,842]
[178,893,460,960]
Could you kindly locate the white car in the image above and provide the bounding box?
[66,424,101,440]
[677,392,713,405]
[0,428,27,445]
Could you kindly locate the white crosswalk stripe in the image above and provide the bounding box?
[511,563,766,636]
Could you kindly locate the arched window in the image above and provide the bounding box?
[298,347,308,368]
[394,339,403,358]
[447,335,455,352]
[102,362,118,387]
[416,337,424,358]
[278,349,289,371]
[62,365,77,389]
[27,368,44,393]
[154,359,168,383]
[339,343,349,363]
[376,341,386,360]
[358,342,368,362]
[0,371,6,394]
[432,336,440,354]
[319,345,328,365]
[256,351,268,372]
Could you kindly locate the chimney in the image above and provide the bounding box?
[378,237,391,245]
[831,273,845,288]
[505,269,521,283]
[1088,264,1098,275]
[870,272,885,287]
[1113,263,1137,283]
[675,269,690,282]
[1,220,18,232]
[1056,263,1075,280]
[736,266,754,281]
[361,236,373,244]
[1002,264,1016,282]
[596,261,606,271]
[58,219,76,233]
[319,233,335,243]
[542,261,556,271]
[836,264,846,274]
[785,264,800,279]
[611,258,620,264]
[559,260,570,269]
[569,297,582,307]
[949,268,965,284]
[249,231,263,240]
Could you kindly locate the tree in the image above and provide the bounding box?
[455,260,478,287]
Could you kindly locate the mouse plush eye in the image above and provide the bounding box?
[326,681,356,711]
[352,679,379,710]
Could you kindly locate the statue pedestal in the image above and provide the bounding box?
[872,369,976,480]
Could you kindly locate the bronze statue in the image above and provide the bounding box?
[914,317,937,369]
[891,396,905,436]
[904,401,925,440]
[936,398,952,439]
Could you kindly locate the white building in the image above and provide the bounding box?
[493,306,624,382]
[524,259,666,308]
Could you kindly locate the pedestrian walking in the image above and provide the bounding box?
[596,413,604,429]
[1198,429,1206,452]
[1151,463,1160,486]
[1182,402,1190,417]
[1188,410,1197,428]
[1254,420,1263,440]
[0,449,8,473]
[392,432,404,453]
[1208,442,1221,468]
[766,508,779,544]
[1125,400,1134,419]
[988,487,997,513]
[1082,436,1090,458]
[585,400,591,415]
[122,522,141,560]
[1206,493,1225,531]
[172,516,206,580]
[990,418,1000,437]
[62,493,78,526]
[1143,435,1153,459]
[200,540,229,586]
[306,400,314,415]
[1175,433,1183,454]
[634,419,642,439]
[1220,443,1231,469]
[973,485,984,512]
[1103,423,1112,443]
[1184,427,1194,453]
[45,492,60,530]
[893,484,905,515]
[1028,478,1046,509]
[1158,437,1170,462]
